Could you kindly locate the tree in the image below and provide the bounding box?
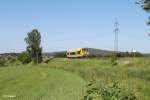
[25,29,42,64]
[137,0,150,25]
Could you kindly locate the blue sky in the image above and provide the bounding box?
[0,0,149,53]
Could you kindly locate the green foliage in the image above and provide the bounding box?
[43,57,54,63]
[111,53,118,66]
[44,58,150,99]
[137,0,150,11]
[117,52,144,57]
[0,57,6,66]
[128,68,150,81]
[18,52,31,64]
[43,58,51,63]
[137,0,150,25]
[25,29,42,64]
[0,55,20,66]
[7,56,17,63]
[84,81,137,100]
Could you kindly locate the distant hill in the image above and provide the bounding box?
[88,48,114,56]
[0,48,146,58]
[0,53,20,57]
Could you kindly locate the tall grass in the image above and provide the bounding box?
[42,57,150,100]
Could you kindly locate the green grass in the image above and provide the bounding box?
[0,65,86,100]
[0,57,150,100]
[42,58,150,100]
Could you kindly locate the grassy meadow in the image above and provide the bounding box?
[0,57,150,100]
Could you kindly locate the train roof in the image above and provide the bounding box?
[67,48,88,52]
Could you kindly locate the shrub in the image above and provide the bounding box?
[83,81,137,100]
[18,52,31,64]
[111,53,118,66]
[7,56,17,63]
[43,56,54,63]
[0,57,6,66]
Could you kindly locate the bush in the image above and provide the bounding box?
[7,56,17,63]
[83,81,137,100]
[43,56,54,63]
[0,57,6,66]
[111,53,118,66]
[18,52,31,64]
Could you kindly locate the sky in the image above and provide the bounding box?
[0,0,150,53]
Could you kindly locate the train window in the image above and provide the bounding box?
[70,52,75,55]
[77,51,80,54]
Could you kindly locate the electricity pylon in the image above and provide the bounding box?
[114,21,119,53]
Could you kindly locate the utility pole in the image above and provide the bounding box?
[114,21,119,53]
[111,21,119,65]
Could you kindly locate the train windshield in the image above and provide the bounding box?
[82,49,89,53]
